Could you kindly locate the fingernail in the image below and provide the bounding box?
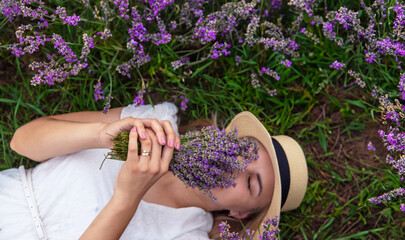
[141,132,147,139]
[161,136,166,145]
[169,140,174,148]
[176,142,180,150]
[131,126,137,132]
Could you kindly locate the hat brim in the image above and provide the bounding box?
[225,111,281,237]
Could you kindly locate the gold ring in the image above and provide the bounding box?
[141,150,151,157]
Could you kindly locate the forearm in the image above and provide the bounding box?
[80,195,141,240]
[10,117,106,162]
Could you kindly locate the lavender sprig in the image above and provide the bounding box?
[219,216,280,240]
[105,126,259,201]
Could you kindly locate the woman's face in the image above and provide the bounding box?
[211,139,275,218]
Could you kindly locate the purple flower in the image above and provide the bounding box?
[329,60,344,70]
[96,29,112,40]
[112,0,130,19]
[401,203,405,212]
[367,142,376,152]
[55,6,80,26]
[251,73,261,88]
[29,60,69,86]
[219,216,279,240]
[323,22,336,41]
[133,90,145,108]
[365,51,376,63]
[93,82,105,101]
[171,57,190,70]
[180,95,190,111]
[335,7,359,30]
[51,34,78,63]
[260,67,280,80]
[369,187,405,205]
[398,73,405,100]
[281,59,292,67]
[235,55,242,66]
[170,126,258,200]
[210,42,231,59]
[103,96,113,114]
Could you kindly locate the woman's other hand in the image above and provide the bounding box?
[98,117,181,150]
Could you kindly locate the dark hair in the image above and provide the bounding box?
[209,207,267,239]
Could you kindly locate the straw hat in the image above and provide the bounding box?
[225,111,308,238]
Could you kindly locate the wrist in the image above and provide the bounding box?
[95,122,111,149]
[111,192,142,211]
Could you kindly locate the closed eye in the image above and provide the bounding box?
[248,176,251,190]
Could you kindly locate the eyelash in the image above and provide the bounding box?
[248,176,251,190]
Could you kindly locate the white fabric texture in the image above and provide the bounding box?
[0,102,213,240]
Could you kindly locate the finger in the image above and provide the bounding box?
[127,118,148,140]
[160,120,180,150]
[139,129,152,164]
[127,126,139,163]
[145,129,161,174]
[141,118,167,146]
[161,143,174,172]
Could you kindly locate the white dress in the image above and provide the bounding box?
[0,102,213,240]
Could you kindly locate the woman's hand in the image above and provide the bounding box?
[81,127,174,240]
[113,127,174,201]
[98,117,181,150]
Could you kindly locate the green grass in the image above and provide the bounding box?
[1,0,405,239]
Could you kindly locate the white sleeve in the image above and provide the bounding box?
[120,102,179,135]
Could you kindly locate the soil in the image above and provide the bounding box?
[288,84,401,239]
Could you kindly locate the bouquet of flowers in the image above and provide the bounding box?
[105,125,259,201]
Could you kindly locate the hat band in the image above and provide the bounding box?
[272,138,291,208]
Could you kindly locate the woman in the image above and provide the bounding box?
[1,102,307,239]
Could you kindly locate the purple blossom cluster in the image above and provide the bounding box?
[112,0,130,19]
[250,73,261,88]
[0,0,48,22]
[29,59,68,86]
[329,60,344,70]
[235,55,242,66]
[96,29,112,40]
[288,0,319,14]
[369,187,405,205]
[367,142,376,152]
[52,34,78,63]
[8,24,49,57]
[347,70,365,88]
[55,6,80,26]
[171,57,190,70]
[369,87,405,210]
[261,67,280,81]
[169,126,259,201]
[219,216,279,240]
[93,82,105,101]
[1,0,304,103]
[179,95,189,111]
[210,42,231,59]
[335,7,359,31]
[132,89,146,108]
[192,0,257,45]
[147,0,174,19]
[280,59,292,68]
[399,73,405,100]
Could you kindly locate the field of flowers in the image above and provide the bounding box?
[1,0,405,239]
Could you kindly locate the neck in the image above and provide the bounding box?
[147,172,221,212]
